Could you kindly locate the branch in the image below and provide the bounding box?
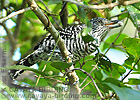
[110,58,140,99]
[110,11,128,18]
[26,0,80,99]
[60,1,68,28]
[0,7,31,23]
[39,0,62,29]
[124,0,140,5]
[121,58,140,81]
[72,68,104,99]
[104,16,129,55]
[63,0,140,10]
[34,75,63,84]
[1,23,16,54]
[81,80,92,91]
[80,63,98,87]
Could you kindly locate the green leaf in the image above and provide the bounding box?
[127,78,140,85]
[92,9,104,18]
[70,4,79,19]
[48,0,61,4]
[101,33,128,52]
[123,55,134,69]
[94,70,103,81]
[95,54,111,71]
[122,38,140,58]
[112,63,126,79]
[132,2,140,10]
[118,12,128,20]
[105,83,140,100]
[131,71,140,74]
[78,6,87,22]
[82,34,95,43]
[50,61,72,70]
[1,65,46,76]
[25,11,38,19]
[103,77,123,87]
[127,5,140,37]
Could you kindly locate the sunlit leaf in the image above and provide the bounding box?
[118,12,128,20]
[50,61,72,70]
[127,78,140,85]
[82,34,94,43]
[103,77,124,87]
[25,11,38,19]
[122,38,140,58]
[105,83,140,100]
[112,63,126,79]
[1,65,46,76]
[92,9,104,18]
[48,0,61,4]
[131,71,140,74]
[123,55,134,69]
[101,33,128,52]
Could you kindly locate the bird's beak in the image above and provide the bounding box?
[105,20,123,29]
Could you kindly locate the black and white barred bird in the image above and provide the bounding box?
[9,17,122,79]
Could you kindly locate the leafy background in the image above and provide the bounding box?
[0,0,140,100]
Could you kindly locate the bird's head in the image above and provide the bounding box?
[90,17,123,29]
[89,17,123,45]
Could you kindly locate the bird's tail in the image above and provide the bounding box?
[9,50,41,80]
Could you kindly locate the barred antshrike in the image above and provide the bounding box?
[9,17,122,79]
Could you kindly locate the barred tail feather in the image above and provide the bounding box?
[9,50,40,80]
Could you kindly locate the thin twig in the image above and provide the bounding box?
[104,16,129,55]
[34,75,63,83]
[63,0,140,10]
[1,23,16,54]
[72,68,104,99]
[110,11,128,18]
[35,34,60,86]
[124,0,140,5]
[81,80,92,91]
[110,58,140,99]
[80,62,98,87]
[134,28,138,38]
[0,7,31,23]
[121,58,140,81]
[60,1,68,28]
[64,0,118,9]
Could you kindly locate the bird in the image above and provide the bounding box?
[9,17,122,79]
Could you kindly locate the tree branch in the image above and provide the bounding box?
[0,7,31,23]
[80,63,98,87]
[39,0,62,29]
[121,58,140,82]
[81,80,92,91]
[63,0,140,10]
[60,1,68,28]
[72,68,104,99]
[104,16,129,55]
[1,23,16,54]
[26,0,80,99]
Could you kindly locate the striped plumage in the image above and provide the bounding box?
[9,17,121,79]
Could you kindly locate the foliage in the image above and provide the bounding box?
[0,0,140,100]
